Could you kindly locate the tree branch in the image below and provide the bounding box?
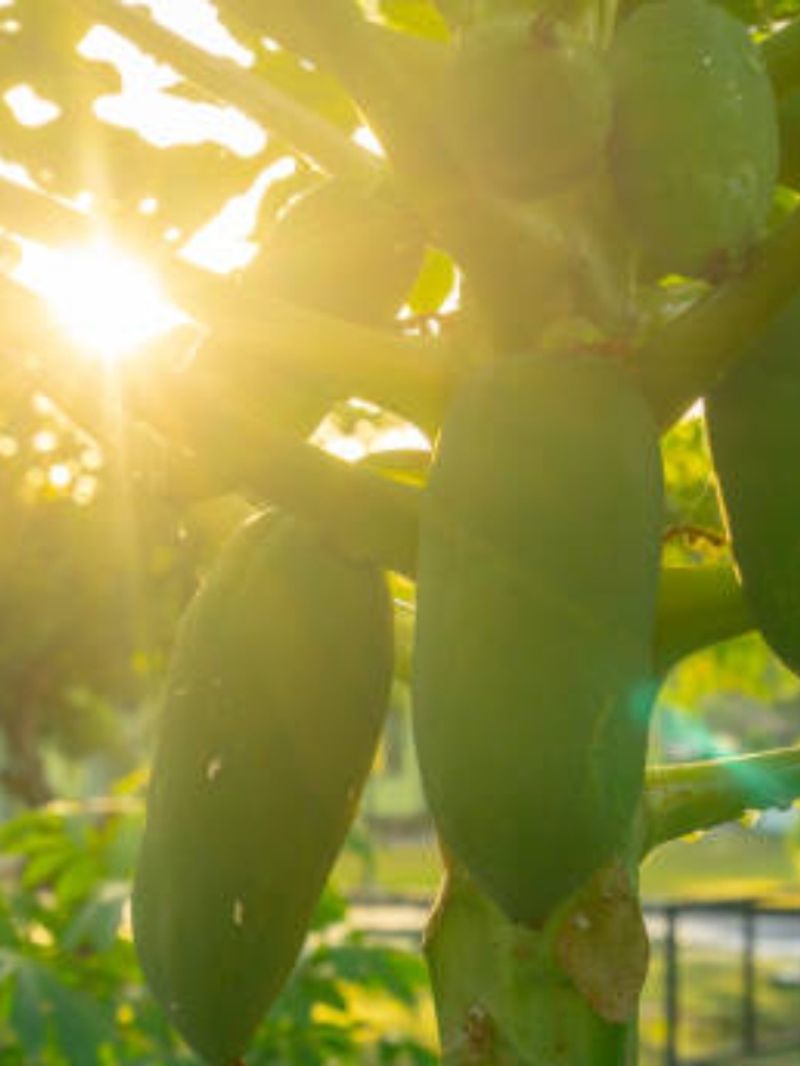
[638,206,800,430]
[654,566,752,676]
[761,18,800,99]
[67,0,379,180]
[257,1,459,195]
[644,747,800,853]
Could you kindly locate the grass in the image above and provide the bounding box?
[335,821,800,902]
[639,949,800,1064]
[641,824,800,902]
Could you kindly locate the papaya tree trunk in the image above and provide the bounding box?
[424,861,644,1065]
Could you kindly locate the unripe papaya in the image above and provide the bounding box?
[413,355,662,925]
[706,292,800,676]
[778,90,800,190]
[609,0,778,279]
[133,512,393,1064]
[255,177,425,326]
[446,17,612,200]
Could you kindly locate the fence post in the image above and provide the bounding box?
[664,904,679,1066]
[741,901,757,1056]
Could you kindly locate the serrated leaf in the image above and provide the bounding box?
[38,967,114,1066]
[62,882,128,953]
[10,963,48,1059]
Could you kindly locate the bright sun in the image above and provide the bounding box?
[16,240,184,364]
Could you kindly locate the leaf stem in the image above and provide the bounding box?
[128,364,421,575]
[67,0,378,180]
[644,746,800,852]
[193,298,456,436]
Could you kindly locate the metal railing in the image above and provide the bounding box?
[348,893,800,1064]
[646,898,800,1065]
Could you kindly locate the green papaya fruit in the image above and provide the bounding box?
[446,16,612,200]
[255,177,425,326]
[706,292,800,675]
[778,89,800,189]
[133,511,393,1065]
[609,0,778,279]
[413,355,663,925]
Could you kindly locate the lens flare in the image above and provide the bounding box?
[19,241,183,364]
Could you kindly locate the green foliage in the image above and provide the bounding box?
[413,355,663,924]
[610,0,779,278]
[0,0,272,244]
[0,790,433,1065]
[133,511,394,1063]
[374,0,452,39]
[445,16,611,200]
[0,391,197,802]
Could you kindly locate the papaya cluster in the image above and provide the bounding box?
[446,0,779,280]
[129,0,800,1057]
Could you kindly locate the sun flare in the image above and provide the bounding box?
[17,241,184,364]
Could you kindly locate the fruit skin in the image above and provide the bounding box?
[778,90,800,190]
[413,355,662,925]
[133,512,393,1065]
[706,293,800,676]
[255,178,425,326]
[609,0,778,279]
[446,17,612,200]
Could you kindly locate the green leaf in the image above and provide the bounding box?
[375,0,451,40]
[39,968,114,1066]
[10,963,48,1060]
[62,882,128,953]
[407,247,456,316]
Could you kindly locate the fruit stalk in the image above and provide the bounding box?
[654,566,752,675]
[638,205,800,429]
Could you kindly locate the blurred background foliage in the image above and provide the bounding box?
[0,0,796,1062]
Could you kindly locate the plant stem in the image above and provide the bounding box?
[654,566,752,675]
[644,746,800,853]
[761,18,800,99]
[286,4,457,190]
[201,299,455,436]
[67,0,378,180]
[638,206,800,430]
[424,864,640,1065]
[129,367,422,575]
